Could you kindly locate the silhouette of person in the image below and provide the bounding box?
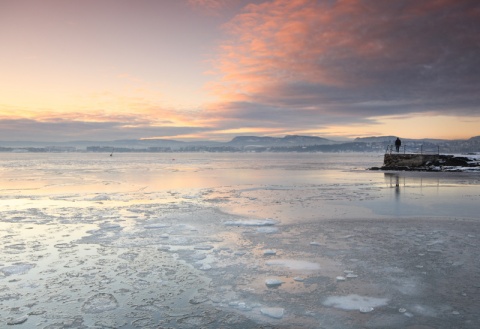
[395,137,401,152]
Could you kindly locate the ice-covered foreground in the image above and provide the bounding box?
[0,153,479,328]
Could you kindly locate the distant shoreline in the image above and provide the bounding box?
[0,134,479,153]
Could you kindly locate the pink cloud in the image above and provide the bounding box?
[209,0,480,105]
[196,0,480,140]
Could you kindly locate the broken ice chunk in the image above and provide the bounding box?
[257,227,279,234]
[323,294,389,311]
[263,250,276,256]
[90,194,111,201]
[82,293,119,313]
[1,263,35,276]
[265,279,283,288]
[7,315,28,325]
[261,307,284,319]
[144,224,170,229]
[237,302,250,310]
[54,243,77,249]
[265,259,320,271]
[191,253,207,260]
[359,307,374,313]
[224,219,278,226]
[194,245,214,250]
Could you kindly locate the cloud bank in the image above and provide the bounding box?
[206,0,480,133]
[1,0,478,141]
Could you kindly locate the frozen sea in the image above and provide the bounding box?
[0,152,479,329]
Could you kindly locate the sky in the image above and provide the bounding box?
[0,0,479,142]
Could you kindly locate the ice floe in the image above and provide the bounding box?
[0,263,35,276]
[261,307,284,319]
[224,219,278,226]
[265,259,321,271]
[89,194,111,201]
[322,294,389,311]
[82,293,119,313]
[265,279,283,288]
[194,245,214,250]
[263,249,276,256]
[256,227,279,234]
[6,315,28,325]
[359,306,374,313]
[144,223,170,229]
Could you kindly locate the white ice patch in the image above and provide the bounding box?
[1,263,35,276]
[144,224,170,229]
[257,227,279,234]
[265,279,283,288]
[411,304,438,317]
[266,259,320,271]
[99,223,122,230]
[261,307,284,319]
[194,245,214,250]
[89,194,111,201]
[6,316,28,325]
[323,294,389,311]
[82,293,119,313]
[224,219,278,226]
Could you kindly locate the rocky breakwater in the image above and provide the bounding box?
[371,153,480,172]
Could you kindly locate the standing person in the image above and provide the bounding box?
[395,137,401,152]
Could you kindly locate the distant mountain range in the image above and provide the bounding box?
[228,135,337,147]
[0,135,479,153]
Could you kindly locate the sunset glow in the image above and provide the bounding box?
[1,0,479,142]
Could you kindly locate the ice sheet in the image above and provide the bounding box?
[0,152,479,328]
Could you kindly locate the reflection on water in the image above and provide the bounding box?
[362,172,480,218]
[1,153,478,220]
[385,173,442,201]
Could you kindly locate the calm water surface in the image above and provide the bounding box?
[1,152,478,219]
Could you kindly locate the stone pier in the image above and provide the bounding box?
[376,153,476,171]
[383,154,440,167]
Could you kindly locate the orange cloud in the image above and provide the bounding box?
[195,0,480,141]
[210,0,479,99]
[209,0,347,100]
